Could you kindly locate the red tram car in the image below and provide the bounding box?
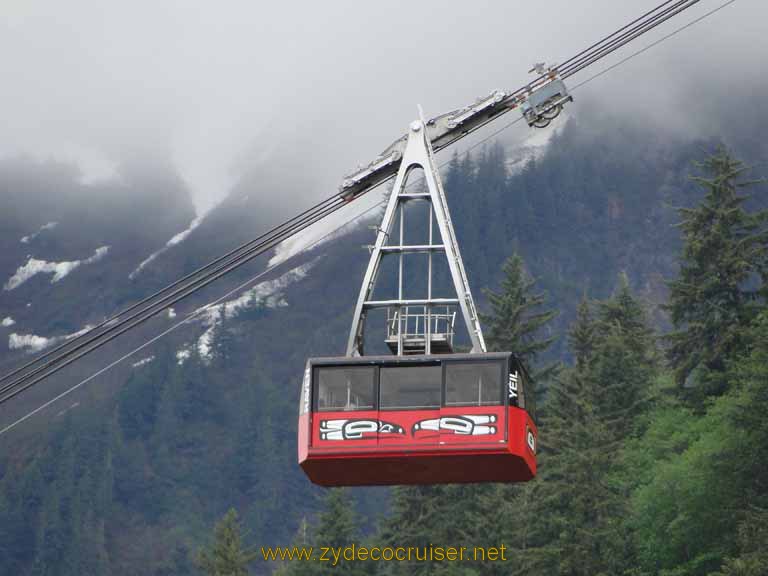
[298,352,537,486]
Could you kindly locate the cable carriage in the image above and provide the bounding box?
[298,114,539,486]
[520,65,573,128]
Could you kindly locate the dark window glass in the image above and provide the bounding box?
[380,365,441,409]
[317,367,375,411]
[445,361,503,406]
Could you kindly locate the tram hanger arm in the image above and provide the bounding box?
[338,73,563,203]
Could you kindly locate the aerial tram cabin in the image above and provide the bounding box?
[298,352,537,486]
[298,96,555,486]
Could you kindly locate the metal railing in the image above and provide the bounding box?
[386,305,456,350]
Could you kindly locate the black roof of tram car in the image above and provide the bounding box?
[306,353,533,391]
[306,351,524,369]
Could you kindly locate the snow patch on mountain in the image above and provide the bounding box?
[4,246,110,290]
[176,349,191,365]
[130,215,204,279]
[20,222,58,244]
[192,259,316,361]
[197,325,216,360]
[1,317,15,327]
[505,113,567,175]
[8,324,95,352]
[168,215,204,247]
[268,215,354,268]
[8,333,51,353]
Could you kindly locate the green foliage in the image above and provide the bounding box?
[368,251,559,576]
[714,508,768,576]
[628,403,742,574]
[316,489,360,551]
[277,489,367,576]
[524,297,625,576]
[2,127,767,576]
[592,274,657,442]
[481,253,558,382]
[665,147,768,397]
[197,508,257,576]
[623,311,768,576]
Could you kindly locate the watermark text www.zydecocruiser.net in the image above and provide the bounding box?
[262,544,508,566]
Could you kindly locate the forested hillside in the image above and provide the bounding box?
[272,149,768,576]
[1,109,766,575]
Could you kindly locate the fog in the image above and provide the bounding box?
[1,0,764,213]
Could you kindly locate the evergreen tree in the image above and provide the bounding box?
[569,297,595,369]
[278,488,365,576]
[714,509,768,576]
[620,314,768,576]
[592,274,657,442]
[665,147,768,397]
[481,253,558,381]
[371,251,560,576]
[377,485,457,576]
[315,488,360,552]
[197,508,257,576]
[522,299,618,576]
[444,151,476,197]
[522,281,657,576]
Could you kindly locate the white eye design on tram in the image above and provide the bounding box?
[320,419,405,440]
[412,415,497,436]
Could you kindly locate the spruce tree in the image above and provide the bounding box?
[481,253,558,380]
[522,282,657,576]
[593,273,657,442]
[522,299,616,576]
[197,508,257,576]
[278,488,364,576]
[569,297,596,369]
[372,253,559,576]
[377,485,447,576]
[715,508,768,576]
[314,488,359,552]
[665,147,768,397]
[444,151,476,198]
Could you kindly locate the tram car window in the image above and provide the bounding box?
[445,361,504,407]
[380,365,441,410]
[316,366,375,411]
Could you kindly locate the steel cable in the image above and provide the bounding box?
[0,0,739,408]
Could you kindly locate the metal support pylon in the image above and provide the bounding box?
[346,117,486,357]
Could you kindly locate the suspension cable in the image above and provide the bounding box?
[0,193,343,386]
[561,0,702,78]
[0,0,740,410]
[0,196,390,436]
[557,0,697,78]
[0,196,349,403]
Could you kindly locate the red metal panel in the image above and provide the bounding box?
[300,450,534,486]
[438,405,506,447]
[301,406,536,486]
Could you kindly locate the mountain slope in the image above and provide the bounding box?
[1,105,767,575]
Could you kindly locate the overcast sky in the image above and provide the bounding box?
[0,0,764,212]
